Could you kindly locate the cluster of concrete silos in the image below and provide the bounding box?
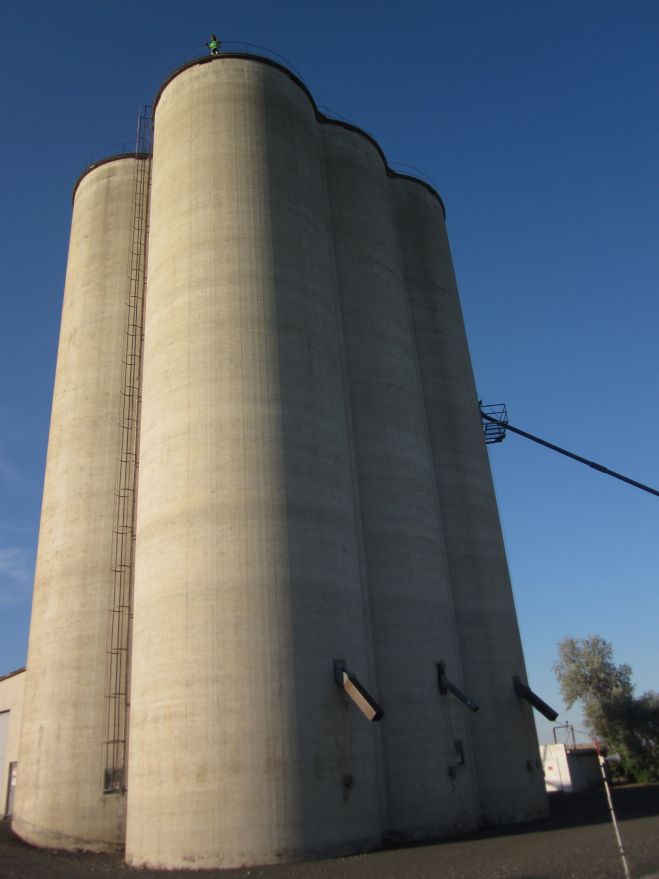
[13,54,547,869]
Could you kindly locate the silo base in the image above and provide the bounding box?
[125,832,385,871]
[11,814,124,855]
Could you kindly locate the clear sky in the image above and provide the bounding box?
[1,1,657,745]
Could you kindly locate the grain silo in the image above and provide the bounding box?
[13,52,549,869]
[12,154,149,850]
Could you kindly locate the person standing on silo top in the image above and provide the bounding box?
[207,34,221,55]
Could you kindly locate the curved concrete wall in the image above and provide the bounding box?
[323,126,479,839]
[13,157,142,851]
[392,179,547,823]
[126,58,383,869]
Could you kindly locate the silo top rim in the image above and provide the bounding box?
[72,152,151,204]
[153,53,445,216]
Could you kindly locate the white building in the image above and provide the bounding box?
[0,668,25,818]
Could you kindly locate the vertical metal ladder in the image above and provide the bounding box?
[103,107,152,793]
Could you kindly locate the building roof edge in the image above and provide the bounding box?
[0,666,26,684]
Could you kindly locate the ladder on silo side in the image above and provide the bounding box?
[103,106,153,793]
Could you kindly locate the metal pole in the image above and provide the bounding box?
[595,742,632,879]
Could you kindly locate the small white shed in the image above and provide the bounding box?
[540,743,602,793]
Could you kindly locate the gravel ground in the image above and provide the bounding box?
[2,785,659,879]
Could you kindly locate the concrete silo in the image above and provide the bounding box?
[15,51,548,869]
[392,180,548,821]
[13,154,149,850]
[125,58,383,868]
[322,125,479,839]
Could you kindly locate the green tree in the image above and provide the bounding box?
[554,636,659,782]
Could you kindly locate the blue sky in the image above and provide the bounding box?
[1,1,657,745]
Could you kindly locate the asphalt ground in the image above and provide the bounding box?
[2,784,659,879]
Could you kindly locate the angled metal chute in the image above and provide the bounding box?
[513,675,558,721]
[333,660,384,722]
[437,662,479,712]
